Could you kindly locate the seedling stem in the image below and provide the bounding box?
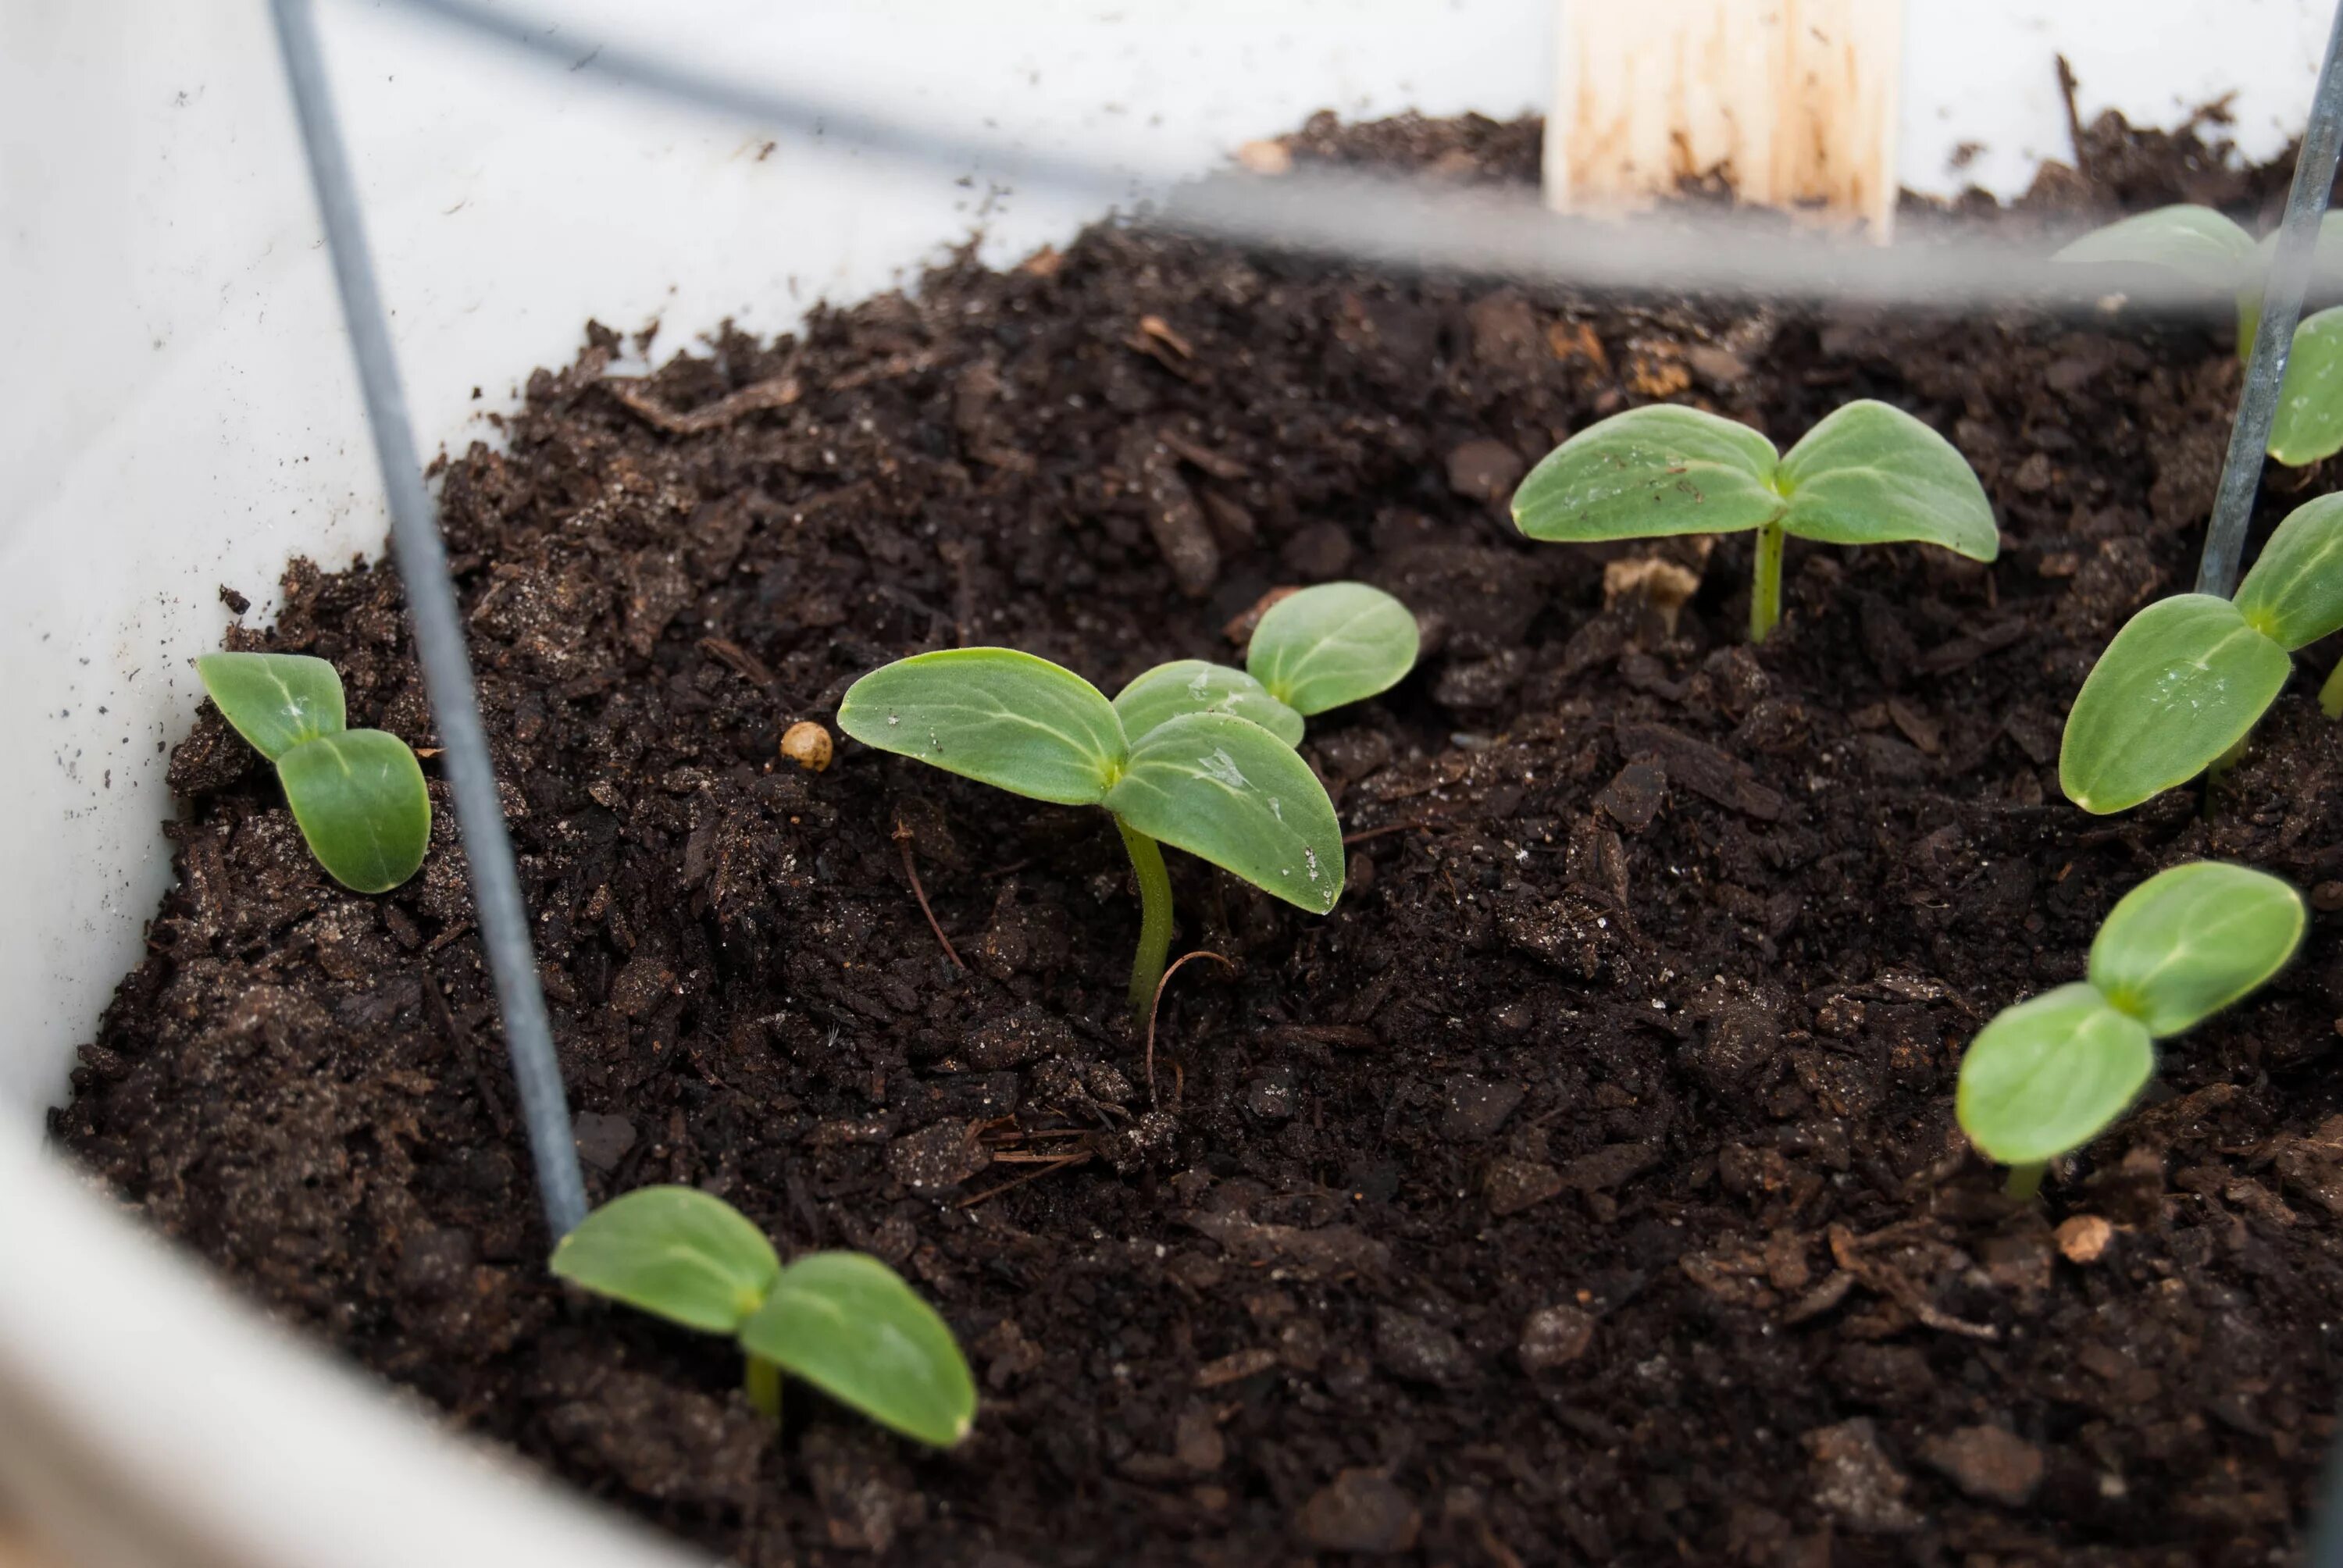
[746,1351,783,1420]
[1750,522,1787,643]
[1119,818,1176,1021]
[2323,655,2343,719]
[2003,1161,2046,1202]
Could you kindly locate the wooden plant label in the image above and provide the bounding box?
[1546,0,1903,237]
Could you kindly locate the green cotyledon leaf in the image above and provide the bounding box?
[550,1185,782,1335]
[1104,711,1344,914]
[836,648,1126,806]
[1245,582,1420,718]
[2267,309,2343,467]
[274,729,431,893]
[2052,205,2257,292]
[1114,660,1304,747]
[2088,861,2305,1037]
[2234,492,2343,649]
[2057,595,2292,815]
[196,650,347,761]
[1510,404,1783,543]
[739,1251,975,1448]
[1774,400,1999,558]
[1956,982,2155,1167]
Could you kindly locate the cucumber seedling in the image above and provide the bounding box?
[195,651,430,893]
[836,647,1344,1018]
[1956,861,2303,1199]
[1111,581,1419,746]
[1510,400,1998,642]
[2060,493,2343,814]
[551,1185,975,1445]
[2056,205,2343,465]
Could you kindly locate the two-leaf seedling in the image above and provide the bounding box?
[1957,861,2303,1198]
[195,652,430,893]
[2054,205,2343,465]
[551,1185,975,1447]
[2060,494,2343,814]
[1511,400,1998,641]
[1112,582,1418,747]
[838,583,1416,1018]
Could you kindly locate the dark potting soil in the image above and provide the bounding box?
[55,105,2343,1566]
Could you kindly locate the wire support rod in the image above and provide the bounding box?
[267,0,588,1240]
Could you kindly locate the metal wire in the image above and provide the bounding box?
[2197,0,2343,597]
[269,0,588,1240]
[390,0,2279,316]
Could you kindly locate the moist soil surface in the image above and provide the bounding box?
[55,109,2343,1566]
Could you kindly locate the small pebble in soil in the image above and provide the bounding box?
[1296,1469,1421,1555]
[1804,1418,1919,1535]
[1517,1303,1596,1372]
[2056,1213,2115,1263]
[779,719,833,772]
[1438,1074,1523,1140]
[1373,1307,1474,1385]
[886,1117,991,1192]
[1918,1424,2045,1507]
[1444,438,1525,504]
[1246,1067,1298,1121]
[572,1110,636,1174]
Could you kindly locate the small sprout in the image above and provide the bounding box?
[2273,308,2343,467]
[194,651,430,893]
[2059,493,2343,813]
[836,647,1343,1017]
[551,1185,975,1447]
[1111,581,1418,745]
[1956,861,2303,1196]
[2055,205,2343,465]
[780,719,834,772]
[1510,400,1997,641]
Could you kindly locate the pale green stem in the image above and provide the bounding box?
[1117,817,1174,1024]
[745,1352,782,1420]
[1749,522,1786,643]
[2003,1161,2047,1203]
[2202,732,2251,818]
[2321,653,2343,718]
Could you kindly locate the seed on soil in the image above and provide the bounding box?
[779,720,833,772]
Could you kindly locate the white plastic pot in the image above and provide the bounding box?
[0,2,2327,1563]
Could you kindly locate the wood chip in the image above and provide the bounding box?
[1194,1347,1280,1388]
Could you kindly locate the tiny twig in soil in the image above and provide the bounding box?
[699,636,776,688]
[954,1153,1091,1210]
[1341,818,1440,845]
[1144,950,1232,1106]
[893,819,965,971]
[421,964,513,1138]
[2055,55,2092,180]
[602,370,801,434]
